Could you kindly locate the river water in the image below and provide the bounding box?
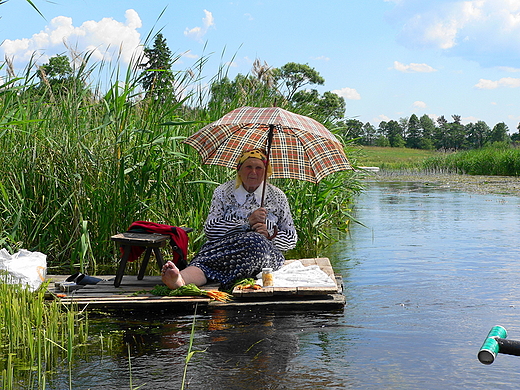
[54,180,520,389]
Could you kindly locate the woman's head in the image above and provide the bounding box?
[236,149,272,192]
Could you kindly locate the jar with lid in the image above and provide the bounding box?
[262,267,274,287]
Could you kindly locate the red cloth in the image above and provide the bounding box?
[122,221,189,268]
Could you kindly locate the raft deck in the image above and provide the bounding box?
[45,258,345,312]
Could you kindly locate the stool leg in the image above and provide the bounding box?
[114,245,131,287]
[138,247,153,280]
[152,247,165,272]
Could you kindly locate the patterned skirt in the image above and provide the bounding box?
[189,231,285,289]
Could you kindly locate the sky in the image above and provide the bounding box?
[2,0,520,132]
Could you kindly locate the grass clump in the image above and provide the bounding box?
[0,280,88,389]
[422,144,520,176]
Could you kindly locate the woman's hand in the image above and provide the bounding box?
[249,208,269,238]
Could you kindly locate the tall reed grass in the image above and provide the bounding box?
[0,51,362,274]
[422,144,520,176]
[0,280,88,389]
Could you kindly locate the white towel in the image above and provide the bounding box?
[256,260,336,287]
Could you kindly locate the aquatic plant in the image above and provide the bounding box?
[0,280,89,389]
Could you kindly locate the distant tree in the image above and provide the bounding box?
[139,33,176,102]
[489,122,510,144]
[35,54,83,96]
[448,120,467,150]
[511,122,520,143]
[419,114,436,150]
[406,114,421,149]
[341,119,364,141]
[452,114,461,124]
[362,122,377,146]
[434,115,450,149]
[208,73,278,112]
[273,62,325,100]
[380,120,405,147]
[466,121,491,149]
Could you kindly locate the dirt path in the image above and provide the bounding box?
[366,171,520,197]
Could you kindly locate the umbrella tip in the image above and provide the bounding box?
[273,98,277,107]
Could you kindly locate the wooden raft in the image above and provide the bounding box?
[45,258,345,311]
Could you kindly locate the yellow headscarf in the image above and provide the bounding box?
[235,149,273,188]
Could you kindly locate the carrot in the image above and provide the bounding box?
[206,290,233,302]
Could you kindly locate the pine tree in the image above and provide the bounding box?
[139,33,175,102]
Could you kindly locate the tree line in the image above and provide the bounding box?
[341,114,519,151]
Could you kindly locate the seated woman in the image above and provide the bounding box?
[162,148,298,290]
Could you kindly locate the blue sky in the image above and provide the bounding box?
[2,0,520,132]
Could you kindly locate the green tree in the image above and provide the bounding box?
[406,114,421,149]
[292,89,345,123]
[383,120,405,147]
[434,116,449,150]
[36,54,82,96]
[362,122,377,146]
[448,116,467,150]
[419,114,436,150]
[273,62,325,100]
[511,123,520,143]
[466,120,491,149]
[208,73,278,112]
[139,33,176,102]
[341,118,364,141]
[489,122,510,144]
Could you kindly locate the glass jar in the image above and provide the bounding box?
[262,267,274,287]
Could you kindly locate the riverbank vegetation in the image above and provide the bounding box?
[358,144,520,177]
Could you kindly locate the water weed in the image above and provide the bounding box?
[0,281,88,389]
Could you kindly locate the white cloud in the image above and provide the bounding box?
[391,1,520,66]
[475,77,520,89]
[393,61,437,73]
[497,66,520,72]
[374,114,391,123]
[332,87,361,100]
[413,100,427,108]
[1,9,143,65]
[184,10,215,42]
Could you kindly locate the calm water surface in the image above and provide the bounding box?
[55,181,520,389]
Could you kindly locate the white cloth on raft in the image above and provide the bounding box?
[256,260,336,287]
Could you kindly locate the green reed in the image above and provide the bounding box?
[0,50,363,273]
[422,144,520,176]
[0,280,89,389]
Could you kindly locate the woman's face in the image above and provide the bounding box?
[238,157,266,192]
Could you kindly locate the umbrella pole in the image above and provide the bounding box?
[260,124,275,207]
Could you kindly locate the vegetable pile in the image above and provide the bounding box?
[232,278,262,290]
[151,284,233,302]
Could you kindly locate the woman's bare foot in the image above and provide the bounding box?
[161,261,185,289]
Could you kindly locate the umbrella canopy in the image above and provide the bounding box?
[184,106,352,183]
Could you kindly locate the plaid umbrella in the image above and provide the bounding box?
[184,106,352,184]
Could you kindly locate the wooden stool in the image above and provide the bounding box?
[111,232,170,287]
